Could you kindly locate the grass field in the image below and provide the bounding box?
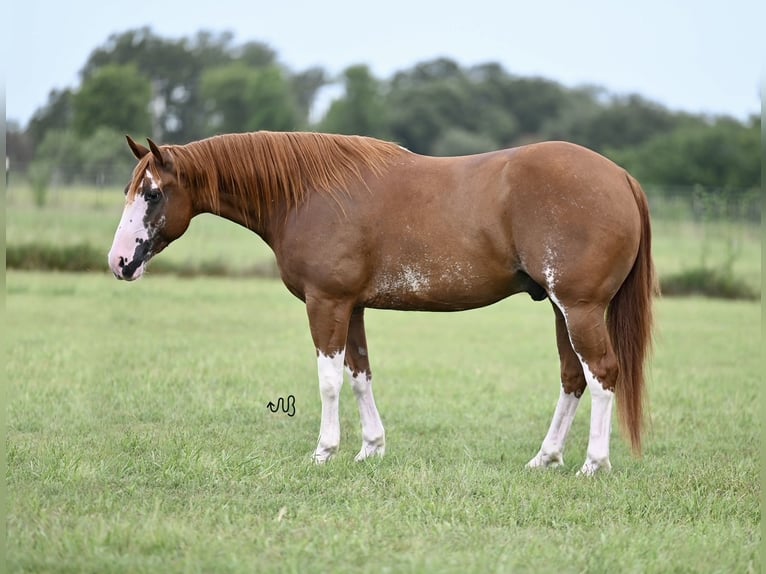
[6,270,760,573]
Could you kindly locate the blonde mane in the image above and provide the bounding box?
[131,131,405,224]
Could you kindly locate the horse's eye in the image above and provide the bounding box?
[145,189,162,203]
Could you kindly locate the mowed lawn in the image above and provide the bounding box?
[6,271,760,573]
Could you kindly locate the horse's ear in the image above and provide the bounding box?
[126,135,150,160]
[147,138,170,169]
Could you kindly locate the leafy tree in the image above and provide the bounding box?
[72,64,152,138]
[464,64,520,146]
[248,67,301,131]
[237,41,277,68]
[292,67,329,127]
[80,127,138,186]
[607,117,760,189]
[6,121,34,170]
[78,28,320,141]
[320,65,389,138]
[27,129,83,202]
[432,129,498,156]
[201,63,299,133]
[538,85,603,144]
[386,59,521,153]
[386,59,473,152]
[556,94,689,152]
[26,89,74,148]
[484,74,569,137]
[81,28,235,142]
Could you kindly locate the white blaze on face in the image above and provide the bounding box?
[107,170,155,281]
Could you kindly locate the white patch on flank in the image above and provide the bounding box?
[377,264,430,294]
[402,266,429,291]
[346,367,386,461]
[542,245,558,291]
[313,349,346,464]
[437,260,473,286]
[526,385,581,469]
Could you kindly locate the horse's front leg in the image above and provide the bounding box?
[306,296,353,464]
[345,308,385,461]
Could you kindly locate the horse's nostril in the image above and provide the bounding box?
[118,256,125,268]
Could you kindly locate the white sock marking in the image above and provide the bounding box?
[578,361,614,476]
[346,367,386,461]
[545,290,614,476]
[314,349,345,463]
[527,385,580,468]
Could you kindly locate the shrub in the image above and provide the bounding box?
[7,243,104,271]
[660,266,759,300]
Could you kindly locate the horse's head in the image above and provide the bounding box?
[108,136,193,280]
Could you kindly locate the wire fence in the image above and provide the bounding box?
[645,185,760,226]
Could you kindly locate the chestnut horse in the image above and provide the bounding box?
[108,131,656,475]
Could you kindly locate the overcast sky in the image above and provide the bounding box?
[5,0,763,128]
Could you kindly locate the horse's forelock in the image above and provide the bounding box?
[126,155,163,200]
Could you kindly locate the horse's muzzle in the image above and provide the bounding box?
[107,251,144,281]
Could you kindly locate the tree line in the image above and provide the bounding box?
[7,27,760,193]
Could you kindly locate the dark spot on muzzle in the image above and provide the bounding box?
[121,238,154,280]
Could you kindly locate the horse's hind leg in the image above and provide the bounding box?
[527,302,586,469]
[345,308,386,461]
[553,298,619,476]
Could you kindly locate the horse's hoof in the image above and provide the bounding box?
[312,446,337,464]
[525,451,564,469]
[354,442,385,462]
[576,458,611,476]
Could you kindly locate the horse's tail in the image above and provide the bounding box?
[608,174,659,456]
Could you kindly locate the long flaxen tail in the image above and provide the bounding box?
[607,174,659,456]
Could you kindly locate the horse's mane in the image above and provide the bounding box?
[131,131,406,224]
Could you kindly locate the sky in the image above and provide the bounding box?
[5,0,764,128]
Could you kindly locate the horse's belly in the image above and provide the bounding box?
[364,261,519,311]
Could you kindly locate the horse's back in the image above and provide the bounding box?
[275,140,643,311]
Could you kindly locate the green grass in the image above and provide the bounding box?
[6,271,760,573]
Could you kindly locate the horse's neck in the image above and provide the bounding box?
[193,187,279,245]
